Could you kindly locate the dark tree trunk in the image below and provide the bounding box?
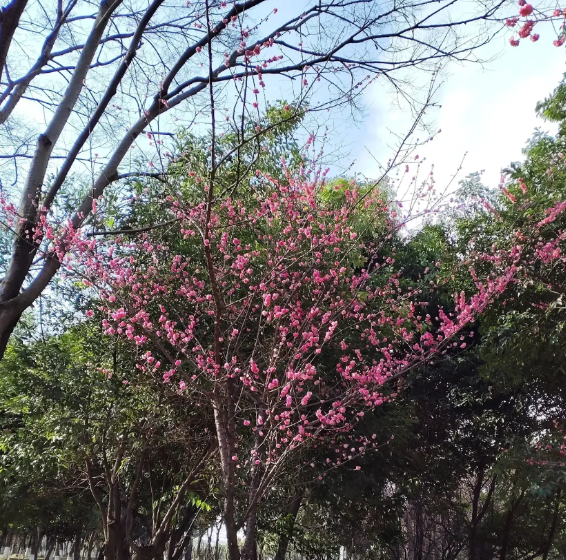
[170,509,197,560]
[0,298,25,360]
[242,471,262,560]
[45,539,56,560]
[30,531,40,560]
[414,502,424,560]
[104,481,130,560]
[469,474,481,560]
[542,489,562,560]
[72,535,82,560]
[214,526,221,560]
[273,489,305,560]
[468,472,496,560]
[499,489,525,560]
[0,0,29,84]
[213,389,240,560]
[105,526,117,560]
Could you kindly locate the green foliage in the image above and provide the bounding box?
[537,74,566,137]
[0,321,216,541]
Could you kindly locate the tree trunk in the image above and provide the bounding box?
[86,535,95,560]
[0,0,29,84]
[72,535,81,560]
[213,526,220,560]
[468,471,495,560]
[45,539,56,560]
[242,467,262,560]
[0,305,22,362]
[196,533,203,560]
[499,488,525,560]
[105,526,117,560]
[104,478,130,560]
[213,390,240,560]
[206,528,213,560]
[414,502,424,560]
[273,489,305,560]
[542,489,562,560]
[30,530,41,560]
[1,529,12,560]
[170,508,198,560]
[406,507,415,560]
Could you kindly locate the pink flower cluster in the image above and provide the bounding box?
[75,170,525,474]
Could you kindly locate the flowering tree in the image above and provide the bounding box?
[505,0,566,45]
[72,136,526,560]
[2,19,566,556]
[0,0,515,357]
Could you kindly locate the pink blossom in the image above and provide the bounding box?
[301,391,312,406]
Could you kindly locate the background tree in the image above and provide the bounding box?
[0,320,218,560]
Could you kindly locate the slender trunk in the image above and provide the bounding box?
[499,510,513,560]
[415,502,423,560]
[72,535,81,560]
[14,536,20,560]
[32,530,42,560]
[205,528,213,560]
[406,507,415,560]
[0,0,29,84]
[196,534,203,560]
[170,508,198,560]
[542,489,562,560]
[86,535,95,560]
[45,539,56,560]
[500,489,525,560]
[167,534,176,560]
[468,472,483,560]
[213,391,239,560]
[468,472,495,560]
[273,490,305,560]
[213,526,220,560]
[242,466,263,560]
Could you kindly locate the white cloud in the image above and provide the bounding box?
[353,35,565,190]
